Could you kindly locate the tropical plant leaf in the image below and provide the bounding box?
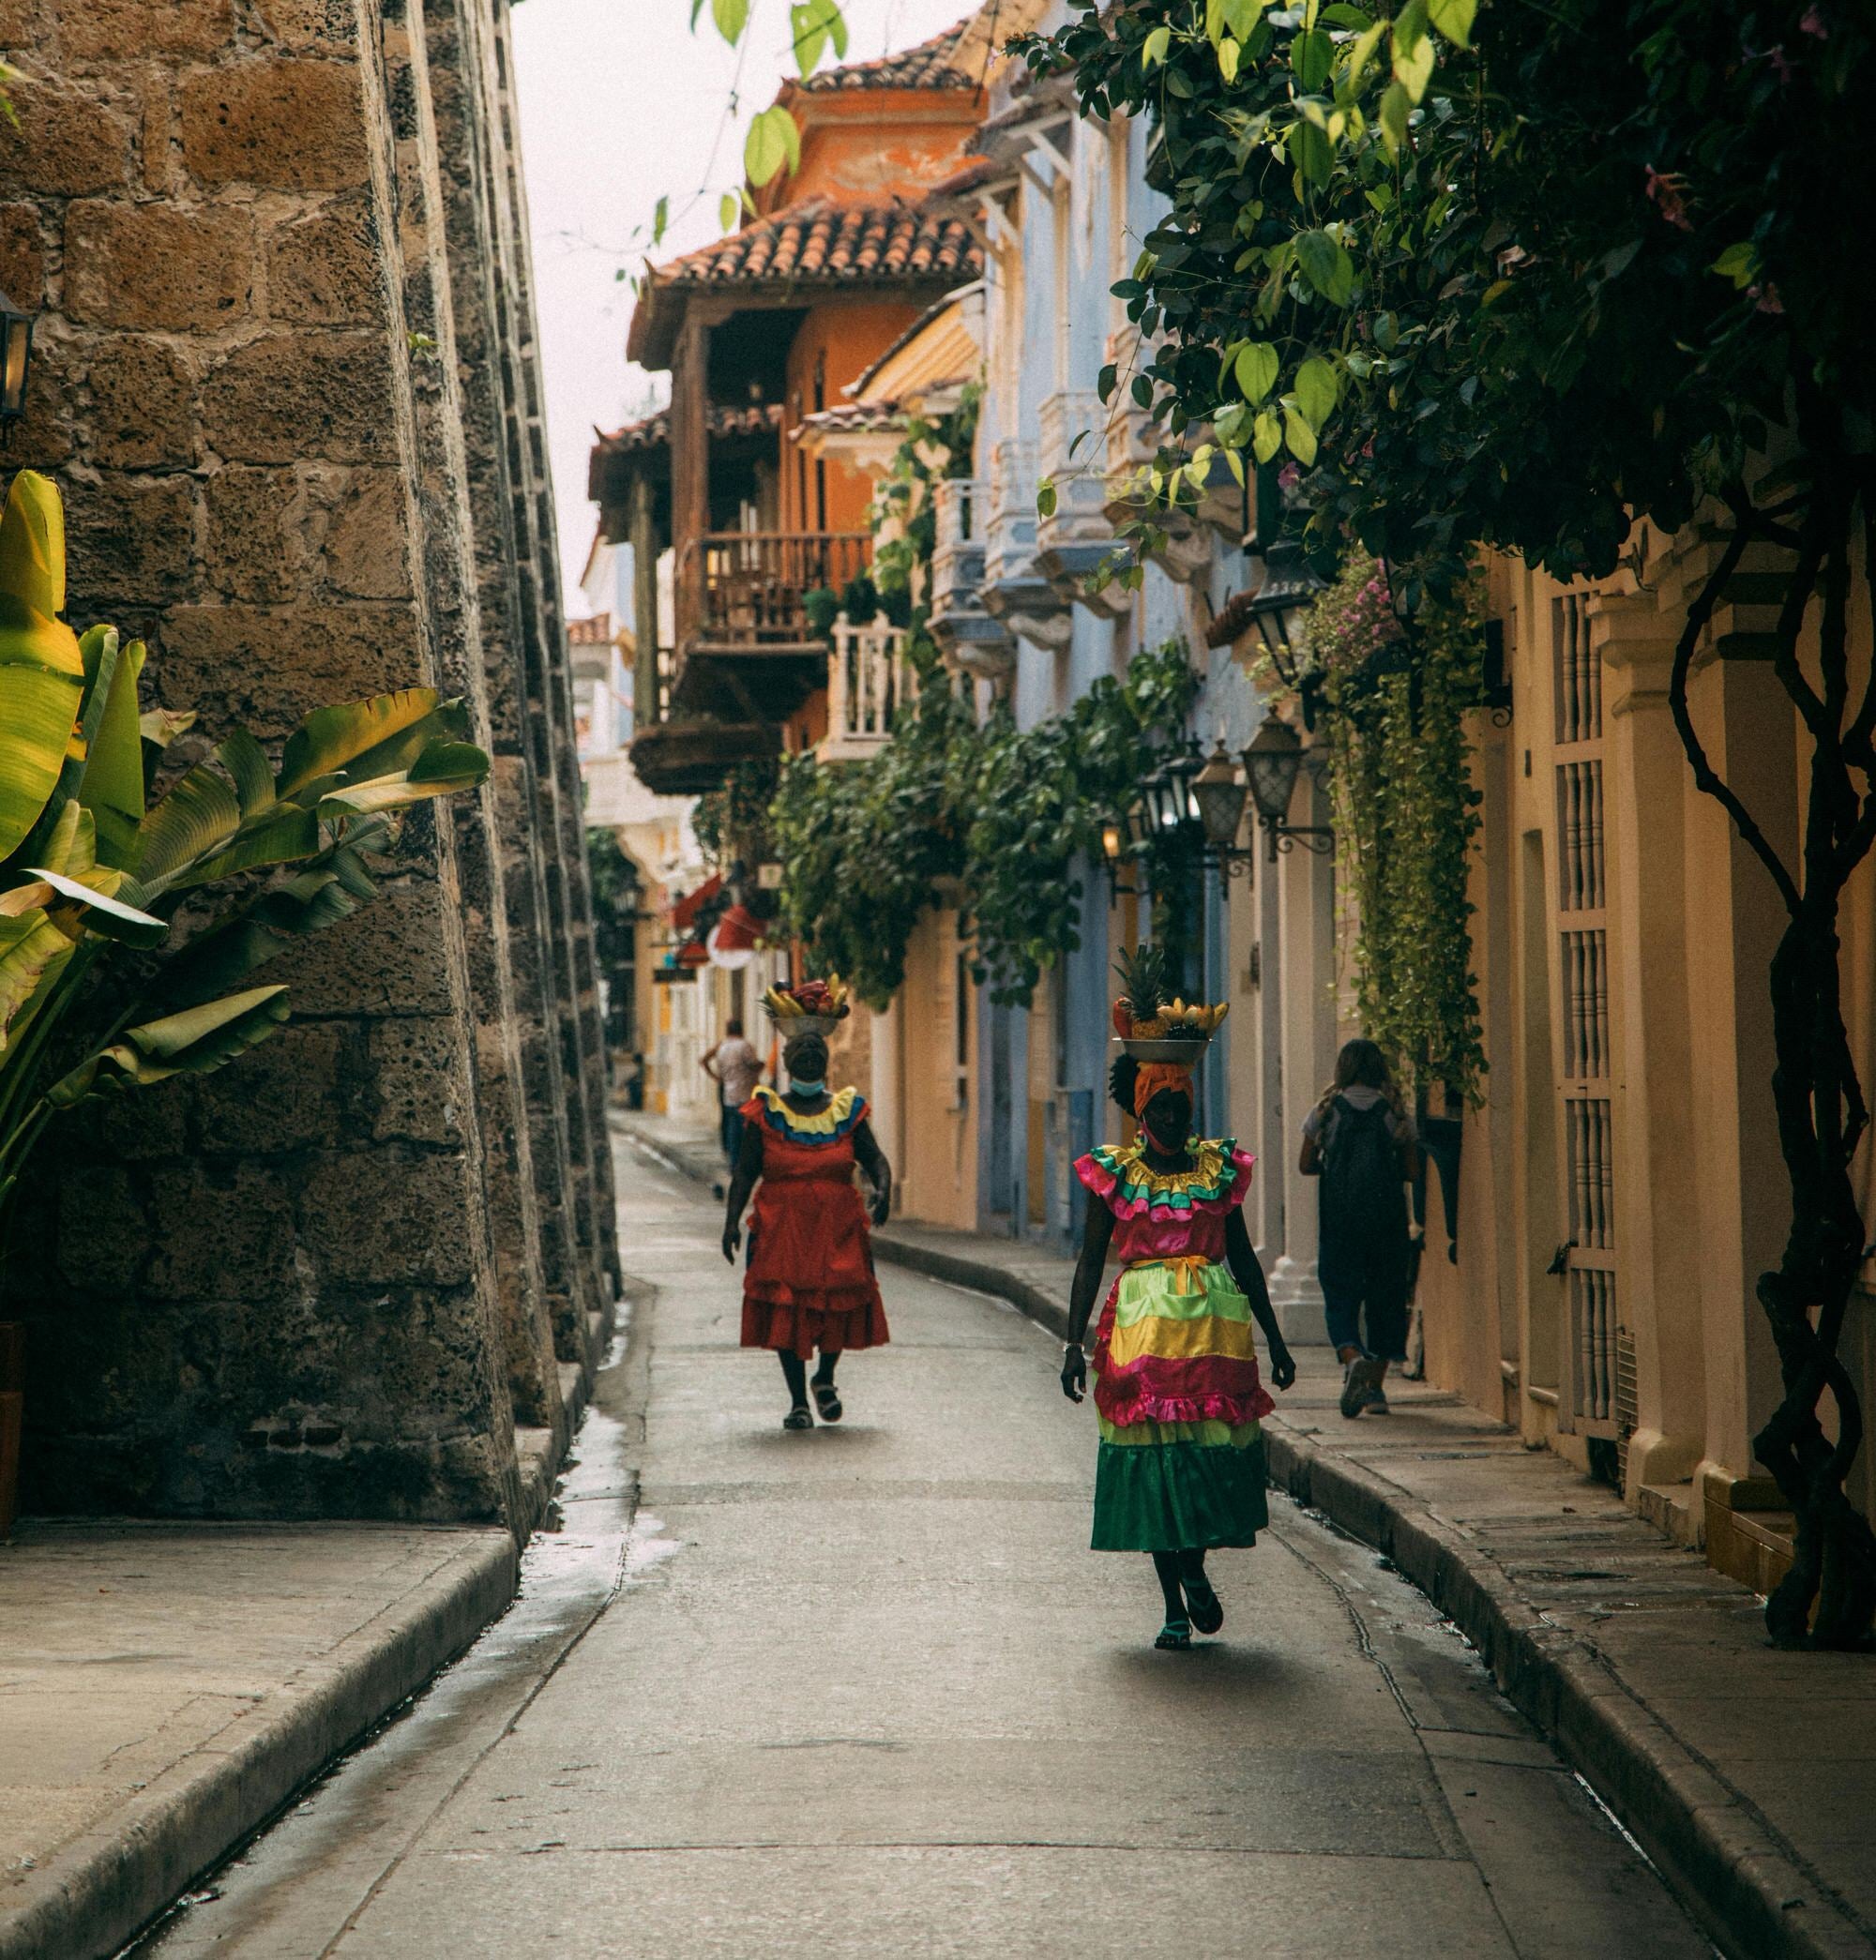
[276,690,442,801]
[10,867,167,946]
[217,728,275,819]
[0,663,82,867]
[316,741,491,819]
[48,985,292,1106]
[176,805,320,890]
[136,758,243,886]
[324,699,470,795]
[0,908,73,1051]
[74,627,148,871]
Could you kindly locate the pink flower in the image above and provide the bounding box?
[1277,462,1301,490]
[1751,281,1785,315]
[1643,165,1693,233]
[1799,5,1827,38]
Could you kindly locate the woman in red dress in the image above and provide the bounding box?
[720,1002,891,1430]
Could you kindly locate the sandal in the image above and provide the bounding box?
[1183,1573,1224,1636]
[810,1379,843,1423]
[781,1403,813,1431]
[1154,1617,1193,1651]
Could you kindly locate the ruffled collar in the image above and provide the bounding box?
[751,1083,863,1142]
[1085,1136,1248,1214]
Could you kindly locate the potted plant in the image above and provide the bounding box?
[0,470,491,1534]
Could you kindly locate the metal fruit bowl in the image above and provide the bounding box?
[1115,1035,1213,1063]
[778,1013,843,1037]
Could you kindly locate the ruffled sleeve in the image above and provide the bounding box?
[1074,1148,1120,1207]
[1225,1141,1256,1209]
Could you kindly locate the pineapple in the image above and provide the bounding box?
[1112,944,1172,1038]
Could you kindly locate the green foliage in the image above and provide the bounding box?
[1023,0,1876,595]
[764,641,1198,1009]
[1311,552,1487,1101]
[768,680,974,1005]
[963,641,1199,1002]
[691,755,780,871]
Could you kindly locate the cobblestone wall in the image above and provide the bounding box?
[0,0,616,1525]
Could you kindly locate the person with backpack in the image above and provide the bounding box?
[1299,1038,1418,1418]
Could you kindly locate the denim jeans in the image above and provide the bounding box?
[719,1104,745,1168]
[1319,1235,1410,1361]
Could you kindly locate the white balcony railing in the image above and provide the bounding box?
[931,477,1014,681]
[818,612,910,761]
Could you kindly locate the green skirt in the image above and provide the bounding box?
[1091,1417,1269,1553]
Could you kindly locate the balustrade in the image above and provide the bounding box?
[679,530,870,647]
[818,613,911,761]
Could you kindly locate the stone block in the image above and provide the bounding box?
[204,463,306,602]
[319,467,411,598]
[178,57,369,192]
[144,1161,297,1300]
[368,1016,471,1144]
[201,329,396,464]
[297,1147,480,1286]
[83,333,199,468]
[153,601,425,734]
[265,194,380,324]
[65,475,200,605]
[97,1072,192,1159]
[191,1020,346,1153]
[65,198,255,332]
[274,876,460,1018]
[0,202,43,307]
[61,0,235,59]
[0,76,136,197]
[8,333,73,469]
[253,0,358,55]
[54,1165,147,1294]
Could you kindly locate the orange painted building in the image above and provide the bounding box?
[598,19,990,797]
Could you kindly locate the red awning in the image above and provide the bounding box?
[670,872,722,932]
[676,938,711,969]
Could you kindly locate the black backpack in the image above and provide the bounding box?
[1320,1095,1408,1245]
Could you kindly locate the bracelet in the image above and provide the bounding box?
[1065,1339,1083,1351]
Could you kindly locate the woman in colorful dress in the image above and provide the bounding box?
[721,978,892,1431]
[1061,953,1295,1650]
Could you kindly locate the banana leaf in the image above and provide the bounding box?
[0,910,72,1052]
[0,474,89,865]
[1,869,166,947]
[47,985,291,1107]
[276,690,444,799]
[75,628,147,870]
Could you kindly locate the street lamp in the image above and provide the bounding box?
[0,289,36,437]
[1192,739,1248,851]
[1242,716,1334,860]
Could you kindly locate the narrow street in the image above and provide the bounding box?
[129,1142,1710,1960]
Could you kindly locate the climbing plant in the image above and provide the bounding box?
[1309,552,1486,1101]
[768,679,974,1005]
[963,639,1199,1002]
[692,755,780,871]
[868,383,981,667]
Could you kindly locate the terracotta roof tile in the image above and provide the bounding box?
[652,198,980,292]
[794,400,905,438]
[795,18,978,91]
[594,401,783,455]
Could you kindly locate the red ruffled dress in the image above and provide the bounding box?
[738,1086,890,1359]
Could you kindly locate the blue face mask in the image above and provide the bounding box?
[789,1076,826,1095]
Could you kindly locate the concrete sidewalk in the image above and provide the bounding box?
[0,1519,517,1959]
[619,1108,1876,1960]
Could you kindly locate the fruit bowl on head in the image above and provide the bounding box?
[1116,1034,1214,1064]
[782,1013,843,1039]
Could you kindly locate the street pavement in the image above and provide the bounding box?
[135,1141,1711,1959]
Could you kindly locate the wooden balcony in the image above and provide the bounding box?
[679,530,870,649]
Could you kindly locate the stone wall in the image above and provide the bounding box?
[0,0,617,1525]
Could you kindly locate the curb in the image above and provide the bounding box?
[861,1230,1870,1960]
[0,1531,518,1960]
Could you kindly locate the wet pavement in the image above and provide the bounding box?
[131,1142,1712,1958]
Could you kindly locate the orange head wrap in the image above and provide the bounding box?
[1133,1060,1195,1122]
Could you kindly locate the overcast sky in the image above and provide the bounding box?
[508,0,975,616]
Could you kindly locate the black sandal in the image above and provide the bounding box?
[1154,1617,1193,1651]
[811,1379,842,1423]
[782,1403,813,1431]
[1183,1573,1224,1636]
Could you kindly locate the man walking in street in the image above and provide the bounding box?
[702,1018,763,1199]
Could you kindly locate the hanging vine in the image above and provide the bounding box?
[1311,551,1488,1103]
